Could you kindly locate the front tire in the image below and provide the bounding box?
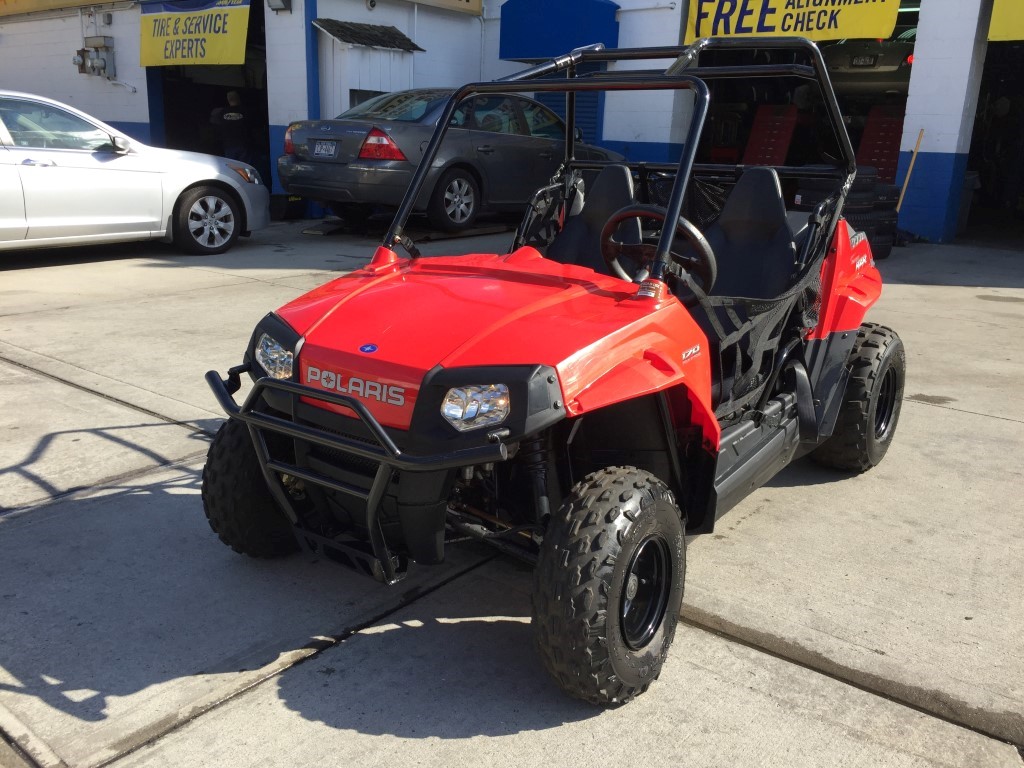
[812,323,906,472]
[427,168,479,232]
[533,467,685,706]
[201,419,299,557]
[174,185,241,255]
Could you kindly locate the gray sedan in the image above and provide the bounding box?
[277,89,623,231]
[0,90,270,255]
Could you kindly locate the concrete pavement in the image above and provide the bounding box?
[1,224,1022,766]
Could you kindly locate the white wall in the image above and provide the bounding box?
[603,0,689,147]
[266,0,313,127]
[293,0,504,124]
[319,42,415,117]
[0,7,150,128]
[902,0,992,157]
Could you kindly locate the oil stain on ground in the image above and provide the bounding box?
[908,394,957,405]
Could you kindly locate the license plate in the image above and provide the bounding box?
[851,55,877,67]
[313,140,336,158]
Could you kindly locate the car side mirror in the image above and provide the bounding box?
[111,135,131,153]
[574,127,584,142]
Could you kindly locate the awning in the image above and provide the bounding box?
[313,19,424,52]
[499,0,620,62]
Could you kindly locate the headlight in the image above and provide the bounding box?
[228,164,262,184]
[441,384,510,432]
[255,333,293,379]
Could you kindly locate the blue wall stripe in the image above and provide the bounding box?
[895,151,969,243]
[305,0,320,121]
[144,67,165,147]
[269,123,287,193]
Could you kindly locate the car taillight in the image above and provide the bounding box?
[358,127,407,161]
[902,53,914,67]
[283,126,295,156]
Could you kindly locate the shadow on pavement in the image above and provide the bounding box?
[0,469,375,724]
[275,562,601,738]
[0,420,218,513]
[0,465,545,763]
[763,455,857,489]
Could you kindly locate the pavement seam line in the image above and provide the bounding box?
[0,272,280,320]
[680,611,1024,751]
[94,552,498,768]
[0,354,221,434]
[0,707,66,768]
[904,397,1024,425]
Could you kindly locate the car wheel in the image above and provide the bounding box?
[811,323,906,472]
[533,466,685,705]
[201,418,299,558]
[428,168,479,232]
[174,185,241,255]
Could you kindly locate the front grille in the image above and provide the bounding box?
[293,401,407,481]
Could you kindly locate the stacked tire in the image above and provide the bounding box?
[794,166,899,260]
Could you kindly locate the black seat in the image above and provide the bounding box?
[546,164,641,275]
[704,167,797,299]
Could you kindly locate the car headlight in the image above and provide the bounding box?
[228,164,262,184]
[255,333,293,379]
[441,384,510,432]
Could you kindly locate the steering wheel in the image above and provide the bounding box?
[599,204,718,294]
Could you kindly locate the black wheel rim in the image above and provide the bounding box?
[874,366,898,439]
[621,535,672,650]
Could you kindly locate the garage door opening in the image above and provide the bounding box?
[963,40,1024,246]
[146,0,271,186]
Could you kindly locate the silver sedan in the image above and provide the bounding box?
[0,90,270,255]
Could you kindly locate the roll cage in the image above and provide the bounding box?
[382,36,857,289]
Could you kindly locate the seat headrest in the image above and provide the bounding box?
[581,165,636,228]
[716,167,789,242]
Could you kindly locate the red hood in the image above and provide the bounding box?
[277,248,710,431]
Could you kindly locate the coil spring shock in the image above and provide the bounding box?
[519,434,551,521]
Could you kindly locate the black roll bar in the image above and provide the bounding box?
[381,36,858,282]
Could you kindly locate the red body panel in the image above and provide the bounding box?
[277,247,720,447]
[808,218,883,340]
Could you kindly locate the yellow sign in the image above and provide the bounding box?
[0,0,95,17]
[140,0,250,66]
[684,0,901,44]
[989,0,1024,41]
[412,0,481,16]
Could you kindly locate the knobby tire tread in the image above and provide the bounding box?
[201,419,298,558]
[811,323,904,472]
[532,466,682,706]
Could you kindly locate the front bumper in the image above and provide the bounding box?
[206,363,509,584]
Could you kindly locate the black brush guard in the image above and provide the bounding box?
[206,364,508,584]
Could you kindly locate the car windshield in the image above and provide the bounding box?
[336,89,452,122]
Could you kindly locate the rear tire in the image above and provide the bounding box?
[427,168,479,232]
[812,323,906,472]
[201,418,299,557]
[173,185,241,255]
[532,466,685,706]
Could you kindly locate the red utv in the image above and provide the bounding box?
[203,38,905,706]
